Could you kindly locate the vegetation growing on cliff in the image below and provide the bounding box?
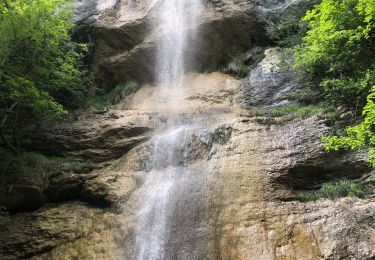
[297,179,365,202]
[294,0,375,108]
[220,48,264,78]
[0,206,8,223]
[0,0,91,153]
[266,12,309,47]
[84,80,140,110]
[0,150,89,185]
[293,0,375,167]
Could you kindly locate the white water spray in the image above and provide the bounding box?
[156,0,202,85]
[133,0,203,259]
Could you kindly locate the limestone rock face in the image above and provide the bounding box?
[243,48,300,108]
[45,173,99,202]
[74,0,322,87]
[25,110,163,162]
[255,0,319,17]
[0,202,115,259]
[74,0,263,86]
[217,199,375,260]
[2,52,375,259]
[2,0,374,257]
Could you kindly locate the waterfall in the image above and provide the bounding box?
[133,0,203,259]
[156,0,202,85]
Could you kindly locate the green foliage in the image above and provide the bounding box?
[295,105,325,118]
[255,100,340,126]
[294,0,375,108]
[0,0,92,152]
[0,206,9,224]
[271,104,299,117]
[293,0,375,167]
[323,86,375,167]
[247,107,264,117]
[221,56,249,78]
[255,103,329,125]
[319,69,375,109]
[287,88,318,104]
[109,81,140,102]
[220,50,264,78]
[256,117,278,126]
[85,80,139,110]
[321,179,365,199]
[1,77,67,120]
[72,165,91,174]
[297,179,365,202]
[270,104,324,119]
[266,13,309,47]
[296,192,321,202]
[0,151,82,186]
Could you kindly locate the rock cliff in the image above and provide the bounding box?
[73,0,320,87]
[1,0,375,259]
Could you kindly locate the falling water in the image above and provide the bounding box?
[156,0,202,85]
[133,0,203,259]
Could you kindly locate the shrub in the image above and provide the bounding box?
[247,107,264,117]
[320,69,375,109]
[221,57,249,78]
[287,88,318,104]
[321,180,365,199]
[294,105,324,118]
[297,192,321,202]
[220,50,264,78]
[256,118,278,126]
[0,151,81,186]
[266,13,309,47]
[85,80,139,110]
[271,104,299,117]
[297,179,365,202]
[73,165,91,174]
[0,0,92,153]
[323,86,375,167]
[108,81,140,104]
[270,104,324,119]
[294,0,375,109]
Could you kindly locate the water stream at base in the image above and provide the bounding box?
[133,0,203,259]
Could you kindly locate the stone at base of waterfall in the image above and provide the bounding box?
[1,199,374,259]
[0,202,119,259]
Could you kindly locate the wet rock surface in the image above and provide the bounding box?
[2,63,374,259]
[73,0,321,87]
[73,0,300,86]
[2,1,375,251]
[0,41,375,259]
